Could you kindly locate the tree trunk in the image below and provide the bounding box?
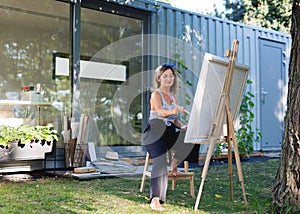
[272,0,300,212]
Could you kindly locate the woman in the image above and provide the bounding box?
[143,62,190,211]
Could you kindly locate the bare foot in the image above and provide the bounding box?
[150,197,164,211]
[170,171,180,177]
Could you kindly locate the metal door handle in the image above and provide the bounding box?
[261,88,268,104]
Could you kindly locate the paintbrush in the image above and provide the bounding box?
[172,102,191,115]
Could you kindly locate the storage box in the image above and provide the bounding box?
[20,91,43,102]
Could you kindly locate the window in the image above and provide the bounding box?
[0,0,70,145]
[80,6,144,146]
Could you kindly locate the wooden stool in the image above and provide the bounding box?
[140,152,195,197]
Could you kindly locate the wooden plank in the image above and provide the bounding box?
[70,172,101,180]
[88,142,97,162]
[74,167,96,174]
[73,114,90,167]
[76,114,85,145]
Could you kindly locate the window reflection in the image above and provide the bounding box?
[80,7,143,146]
[0,0,70,145]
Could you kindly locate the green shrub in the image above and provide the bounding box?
[0,124,58,147]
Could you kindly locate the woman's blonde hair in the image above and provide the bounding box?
[154,63,178,94]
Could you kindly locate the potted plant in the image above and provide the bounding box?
[0,124,58,161]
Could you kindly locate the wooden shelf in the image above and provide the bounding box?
[0,100,52,106]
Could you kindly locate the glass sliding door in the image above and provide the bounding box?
[0,0,70,146]
[80,6,145,146]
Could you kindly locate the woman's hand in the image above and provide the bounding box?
[174,105,185,114]
[181,125,188,130]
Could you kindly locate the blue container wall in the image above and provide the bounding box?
[118,0,291,151]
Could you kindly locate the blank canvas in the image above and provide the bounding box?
[184,53,249,144]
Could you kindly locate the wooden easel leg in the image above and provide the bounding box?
[226,104,248,206]
[232,138,248,206]
[140,152,150,192]
[226,115,233,200]
[194,138,215,211]
[228,137,233,200]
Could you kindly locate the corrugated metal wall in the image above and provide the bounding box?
[117,0,292,151]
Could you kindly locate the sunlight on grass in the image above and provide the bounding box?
[0,158,279,213]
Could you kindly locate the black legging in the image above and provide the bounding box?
[142,119,195,203]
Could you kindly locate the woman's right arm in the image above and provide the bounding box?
[151,91,184,117]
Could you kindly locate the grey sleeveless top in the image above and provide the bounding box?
[149,89,177,126]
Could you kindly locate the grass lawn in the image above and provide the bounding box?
[0,158,279,213]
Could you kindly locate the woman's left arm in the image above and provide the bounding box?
[174,118,187,130]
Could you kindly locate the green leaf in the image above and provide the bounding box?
[0,125,58,147]
[185,80,193,86]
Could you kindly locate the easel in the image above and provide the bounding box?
[194,40,248,211]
